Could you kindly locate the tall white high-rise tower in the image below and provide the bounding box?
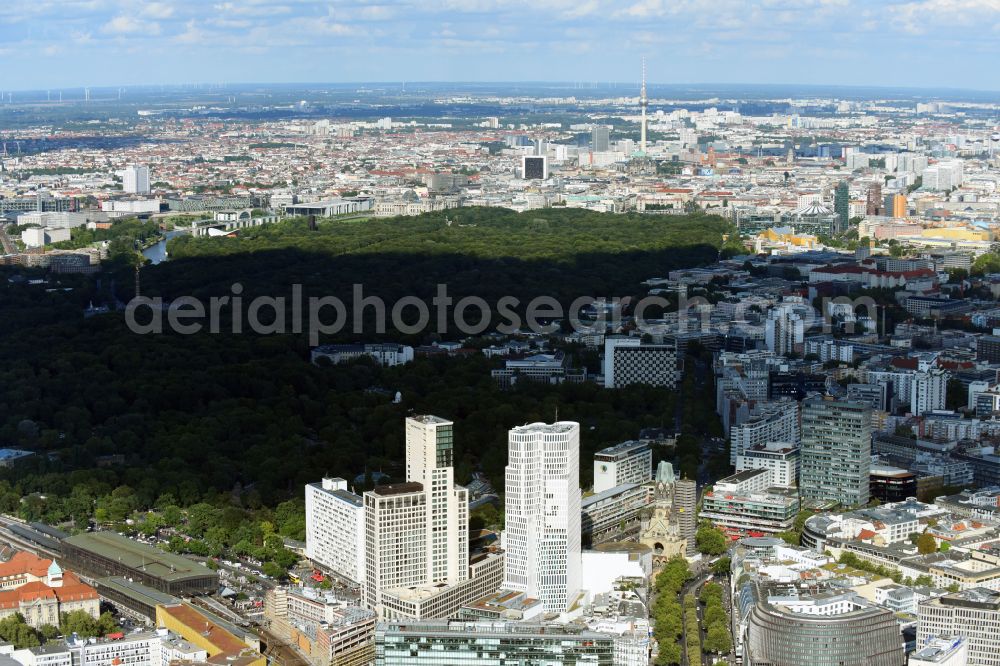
[640,57,649,155]
[405,415,468,584]
[503,421,582,613]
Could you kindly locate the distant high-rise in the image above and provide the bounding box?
[521,155,548,180]
[504,421,581,613]
[799,398,872,507]
[591,126,610,152]
[883,193,907,218]
[910,369,947,416]
[865,182,882,216]
[834,181,850,229]
[122,164,150,194]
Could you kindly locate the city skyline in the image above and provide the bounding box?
[2,0,1000,91]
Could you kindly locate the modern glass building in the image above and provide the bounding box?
[746,595,904,666]
[375,621,615,665]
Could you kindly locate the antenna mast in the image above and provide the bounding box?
[640,57,649,155]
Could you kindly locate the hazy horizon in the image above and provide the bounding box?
[1,0,999,92]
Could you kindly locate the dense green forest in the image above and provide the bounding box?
[148,208,738,322]
[0,207,732,560]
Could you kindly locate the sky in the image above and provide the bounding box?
[1,0,999,92]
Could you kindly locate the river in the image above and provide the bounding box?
[142,230,186,264]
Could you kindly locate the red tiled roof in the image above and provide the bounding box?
[0,552,52,579]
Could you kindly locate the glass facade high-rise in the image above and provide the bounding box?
[591,126,610,152]
[799,398,872,507]
[834,181,849,229]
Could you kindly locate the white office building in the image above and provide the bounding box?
[504,421,582,613]
[922,161,964,191]
[404,415,468,585]
[122,165,151,194]
[593,440,652,493]
[736,442,799,488]
[305,477,365,584]
[764,306,805,356]
[918,589,1000,666]
[363,416,469,618]
[910,369,948,415]
[363,483,428,613]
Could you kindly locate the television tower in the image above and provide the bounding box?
[640,57,649,155]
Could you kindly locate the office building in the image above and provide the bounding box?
[363,484,427,613]
[918,589,1000,666]
[978,335,1000,363]
[310,344,414,367]
[521,155,548,180]
[884,193,907,218]
[730,400,800,466]
[305,477,365,584]
[799,398,872,507]
[593,440,652,493]
[591,126,610,152]
[265,587,376,666]
[674,479,698,557]
[581,482,649,547]
[764,307,805,357]
[847,382,894,413]
[736,442,799,489]
[701,470,800,534]
[378,551,504,620]
[866,182,883,216]
[504,421,582,613]
[869,465,918,503]
[911,369,948,415]
[403,415,468,585]
[923,161,964,191]
[155,603,265,666]
[834,181,850,228]
[746,589,905,666]
[603,337,679,389]
[122,165,151,194]
[362,416,483,620]
[374,620,615,665]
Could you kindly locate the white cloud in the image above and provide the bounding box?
[144,3,175,19]
[101,15,160,35]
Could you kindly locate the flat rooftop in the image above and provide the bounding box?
[159,603,249,656]
[63,532,218,583]
[371,482,424,497]
[408,415,452,425]
[594,440,650,459]
[510,421,578,434]
[96,576,180,608]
